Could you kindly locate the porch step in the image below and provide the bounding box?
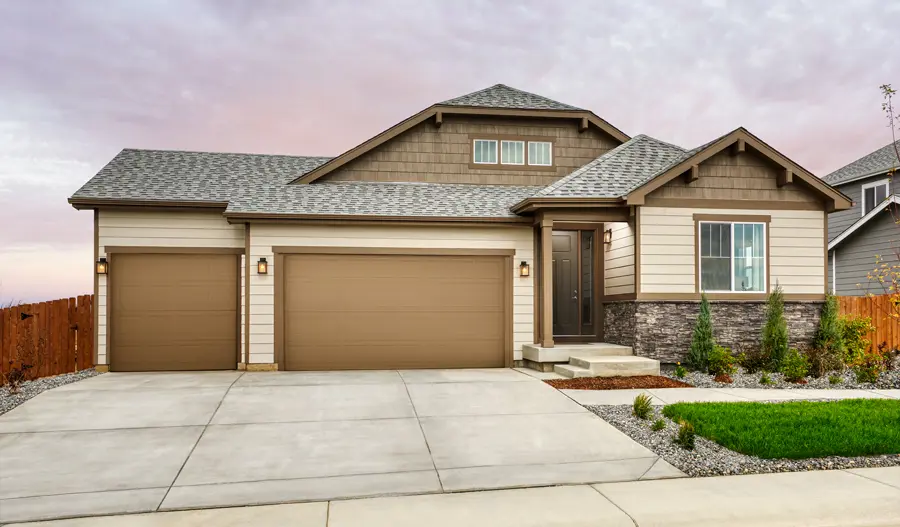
[554,355,660,378]
[522,343,634,364]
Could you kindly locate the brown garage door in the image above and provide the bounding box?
[110,253,238,371]
[282,252,509,370]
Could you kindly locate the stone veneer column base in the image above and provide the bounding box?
[603,300,822,364]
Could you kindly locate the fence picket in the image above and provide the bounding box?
[838,294,900,351]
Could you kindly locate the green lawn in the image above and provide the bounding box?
[661,399,900,459]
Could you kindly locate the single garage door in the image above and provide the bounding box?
[110,252,238,371]
[282,252,509,370]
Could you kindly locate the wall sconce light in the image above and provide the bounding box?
[96,257,108,275]
[603,229,613,245]
[257,257,268,274]
[519,261,530,277]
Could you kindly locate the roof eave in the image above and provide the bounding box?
[509,196,627,214]
[221,211,532,225]
[827,167,897,188]
[68,197,229,211]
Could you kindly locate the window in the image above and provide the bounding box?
[529,141,552,166]
[471,138,553,167]
[861,179,889,216]
[699,222,766,292]
[501,140,525,165]
[473,140,497,164]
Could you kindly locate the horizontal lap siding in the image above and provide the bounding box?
[604,221,635,295]
[249,225,534,364]
[832,209,897,296]
[97,211,244,366]
[639,207,825,295]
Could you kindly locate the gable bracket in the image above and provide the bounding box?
[579,116,588,133]
[777,168,793,187]
[683,164,699,184]
[731,138,745,155]
[435,111,443,128]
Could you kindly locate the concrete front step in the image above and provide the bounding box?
[555,356,660,378]
[522,343,634,364]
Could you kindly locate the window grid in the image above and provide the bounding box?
[861,179,889,216]
[501,140,525,165]
[528,141,552,166]
[472,138,553,167]
[473,140,497,164]
[699,221,766,293]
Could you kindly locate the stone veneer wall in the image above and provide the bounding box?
[603,301,823,363]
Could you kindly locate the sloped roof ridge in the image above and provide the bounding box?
[438,83,582,111]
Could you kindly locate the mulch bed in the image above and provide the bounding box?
[545,375,693,390]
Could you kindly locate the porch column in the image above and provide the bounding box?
[540,219,554,348]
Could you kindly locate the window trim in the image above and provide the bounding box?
[694,215,770,294]
[472,139,498,165]
[528,141,553,166]
[861,178,890,217]
[467,134,556,171]
[500,140,525,165]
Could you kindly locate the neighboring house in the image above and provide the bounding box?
[824,140,900,296]
[70,84,850,373]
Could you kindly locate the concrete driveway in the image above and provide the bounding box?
[0,368,673,523]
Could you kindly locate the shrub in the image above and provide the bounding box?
[828,374,842,385]
[851,342,894,384]
[674,363,687,379]
[760,284,789,370]
[839,314,874,366]
[651,418,666,431]
[633,393,653,420]
[808,294,845,377]
[708,345,737,376]
[759,372,774,385]
[674,420,696,450]
[2,362,33,395]
[780,348,809,383]
[688,293,715,371]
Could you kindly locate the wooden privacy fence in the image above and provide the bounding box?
[0,295,94,380]
[837,295,900,351]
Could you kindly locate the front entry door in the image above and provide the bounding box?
[552,230,597,339]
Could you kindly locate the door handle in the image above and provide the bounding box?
[572,290,578,301]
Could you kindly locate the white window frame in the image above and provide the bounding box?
[528,141,553,166]
[500,140,525,165]
[861,178,890,217]
[698,221,767,293]
[472,139,498,164]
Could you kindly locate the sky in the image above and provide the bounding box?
[1,0,898,304]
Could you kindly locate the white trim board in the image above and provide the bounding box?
[828,195,899,251]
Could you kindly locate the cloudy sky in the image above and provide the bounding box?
[1,0,897,303]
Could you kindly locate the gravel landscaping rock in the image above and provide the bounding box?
[661,357,900,390]
[0,369,101,415]
[588,403,900,477]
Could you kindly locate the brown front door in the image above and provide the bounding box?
[552,230,598,339]
[110,253,238,371]
[282,253,509,370]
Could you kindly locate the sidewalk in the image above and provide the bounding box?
[561,387,900,406]
[11,468,900,527]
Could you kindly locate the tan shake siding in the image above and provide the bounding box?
[604,221,635,295]
[248,224,534,364]
[639,207,825,294]
[96,210,244,366]
[318,115,619,186]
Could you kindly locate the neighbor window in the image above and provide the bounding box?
[501,140,525,165]
[473,140,498,164]
[528,141,552,166]
[472,138,553,167]
[699,222,766,292]
[861,179,889,216]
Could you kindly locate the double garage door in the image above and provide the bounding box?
[110,251,509,371]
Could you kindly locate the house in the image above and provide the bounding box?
[825,140,900,296]
[69,84,851,374]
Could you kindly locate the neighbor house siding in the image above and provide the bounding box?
[96,210,244,366]
[828,175,891,242]
[248,225,534,365]
[638,207,825,295]
[318,115,620,186]
[604,220,635,296]
[831,207,898,296]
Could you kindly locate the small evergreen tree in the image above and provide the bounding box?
[809,293,845,377]
[760,283,789,370]
[688,293,715,371]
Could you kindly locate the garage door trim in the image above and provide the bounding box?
[106,246,244,371]
[274,247,515,370]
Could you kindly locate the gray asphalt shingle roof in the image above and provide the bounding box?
[536,135,687,198]
[71,149,331,203]
[823,140,900,186]
[226,182,541,218]
[439,84,581,111]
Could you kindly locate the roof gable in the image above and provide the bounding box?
[824,139,900,186]
[439,84,582,111]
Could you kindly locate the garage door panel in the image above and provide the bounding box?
[283,253,508,371]
[111,253,237,372]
